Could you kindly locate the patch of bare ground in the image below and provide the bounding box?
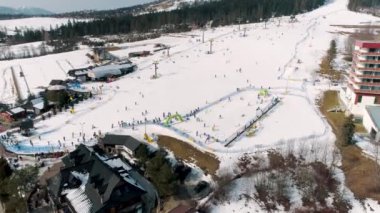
[319,91,380,201]
[157,135,220,177]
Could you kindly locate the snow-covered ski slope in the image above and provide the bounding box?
[1,0,379,155]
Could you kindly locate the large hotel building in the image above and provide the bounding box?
[342,40,380,115]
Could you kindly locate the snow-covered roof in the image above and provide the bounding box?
[88,65,122,79]
[47,85,66,91]
[9,107,24,114]
[30,98,44,110]
[61,171,92,213]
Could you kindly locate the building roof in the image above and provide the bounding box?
[29,97,45,110]
[49,79,66,86]
[8,107,24,115]
[48,144,146,213]
[355,40,380,49]
[101,134,143,152]
[88,63,135,79]
[366,106,380,131]
[20,119,33,130]
[47,85,67,91]
[169,204,195,213]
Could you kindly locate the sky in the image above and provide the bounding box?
[0,0,156,13]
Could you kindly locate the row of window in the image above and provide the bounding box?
[359,86,380,90]
[363,71,380,76]
[369,48,380,53]
[364,64,380,68]
[362,79,380,83]
[365,56,380,61]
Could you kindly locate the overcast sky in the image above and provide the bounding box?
[0,0,156,13]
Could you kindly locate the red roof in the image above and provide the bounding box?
[355,40,380,49]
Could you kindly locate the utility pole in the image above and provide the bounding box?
[167,47,170,57]
[237,18,242,31]
[153,61,159,78]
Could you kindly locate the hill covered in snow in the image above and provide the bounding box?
[0,6,53,16]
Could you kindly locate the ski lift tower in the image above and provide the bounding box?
[153,61,159,78]
[237,17,242,31]
[208,39,214,54]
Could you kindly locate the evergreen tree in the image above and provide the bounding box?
[341,115,356,145]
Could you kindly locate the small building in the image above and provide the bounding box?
[6,107,26,121]
[46,85,69,107]
[47,144,156,213]
[363,106,380,141]
[93,47,120,62]
[20,118,34,136]
[100,134,143,158]
[129,51,151,58]
[88,65,122,81]
[49,79,66,86]
[68,67,92,82]
[88,63,137,81]
[25,97,45,115]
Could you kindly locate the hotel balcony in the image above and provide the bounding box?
[348,83,380,95]
[353,59,380,64]
[354,50,380,56]
[350,72,380,80]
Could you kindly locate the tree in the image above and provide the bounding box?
[145,151,178,197]
[341,115,355,145]
[135,145,150,166]
[0,165,38,212]
[0,158,12,181]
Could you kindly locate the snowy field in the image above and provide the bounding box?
[0,41,53,60]
[0,17,86,35]
[1,0,378,156]
[0,0,379,211]
[0,49,93,103]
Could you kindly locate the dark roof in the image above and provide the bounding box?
[20,119,34,130]
[101,134,142,152]
[48,144,146,213]
[49,79,66,86]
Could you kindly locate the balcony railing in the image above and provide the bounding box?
[354,59,380,64]
[355,67,380,72]
[348,84,380,95]
[350,72,380,79]
[354,50,380,56]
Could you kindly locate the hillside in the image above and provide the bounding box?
[0,6,53,16]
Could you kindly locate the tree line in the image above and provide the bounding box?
[348,0,380,12]
[9,0,325,45]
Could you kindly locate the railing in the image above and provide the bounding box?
[350,71,380,79]
[355,67,380,72]
[224,97,280,147]
[354,50,380,56]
